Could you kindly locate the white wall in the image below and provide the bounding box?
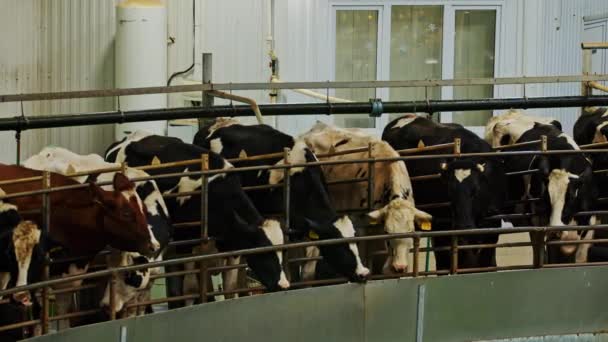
[191,0,608,136]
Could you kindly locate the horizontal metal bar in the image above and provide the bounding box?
[493,140,541,151]
[410,173,441,182]
[580,141,608,149]
[0,318,40,333]
[5,223,608,298]
[3,75,608,103]
[2,96,608,132]
[49,309,101,322]
[582,42,608,50]
[326,177,367,186]
[397,143,455,155]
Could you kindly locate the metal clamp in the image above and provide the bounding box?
[369,98,383,117]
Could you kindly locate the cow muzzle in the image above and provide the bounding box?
[559,230,580,255]
[12,291,32,307]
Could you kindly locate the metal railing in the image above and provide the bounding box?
[1,136,608,336]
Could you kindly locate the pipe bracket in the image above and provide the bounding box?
[369,98,383,117]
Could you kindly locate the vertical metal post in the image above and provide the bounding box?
[534,231,545,269]
[450,236,458,275]
[582,49,592,98]
[40,171,51,334]
[200,53,214,129]
[541,135,548,152]
[413,236,420,277]
[109,271,117,320]
[282,148,291,280]
[454,138,461,156]
[120,161,127,175]
[199,154,209,303]
[366,143,375,270]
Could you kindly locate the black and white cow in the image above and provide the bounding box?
[574,106,608,262]
[0,192,41,306]
[383,114,507,270]
[23,147,170,315]
[487,110,597,264]
[105,131,289,304]
[193,118,369,282]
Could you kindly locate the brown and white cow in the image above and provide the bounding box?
[24,147,172,317]
[300,122,431,275]
[0,164,155,328]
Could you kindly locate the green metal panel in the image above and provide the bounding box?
[421,267,608,342]
[26,267,608,342]
[364,278,420,342]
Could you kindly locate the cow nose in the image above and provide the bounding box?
[12,291,32,307]
[278,278,290,290]
[392,263,408,273]
[355,266,370,282]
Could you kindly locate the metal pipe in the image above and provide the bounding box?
[450,236,458,275]
[4,75,608,103]
[588,81,608,94]
[199,154,209,303]
[2,96,608,131]
[40,171,50,334]
[208,90,264,124]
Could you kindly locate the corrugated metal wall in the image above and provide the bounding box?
[1,0,608,164]
[0,0,195,164]
[0,0,116,163]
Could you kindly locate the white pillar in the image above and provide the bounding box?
[115,0,168,140]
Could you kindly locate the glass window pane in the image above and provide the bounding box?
[335,10,378,128]
[453,10,496,126]
[389,6,443,122]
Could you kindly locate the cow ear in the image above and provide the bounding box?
[367,208,386,223]
[65,164,77,175]
[113,173,135,192]
[89,182,114,207]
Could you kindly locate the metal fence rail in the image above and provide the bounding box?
[2,136,608,336]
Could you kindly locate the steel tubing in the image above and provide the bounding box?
[2,96,608,131]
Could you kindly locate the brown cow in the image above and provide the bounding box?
[0,164,155,329]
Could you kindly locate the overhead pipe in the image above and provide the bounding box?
[271,76,353,103]
[207,90,264,124]
[2,95,608,131]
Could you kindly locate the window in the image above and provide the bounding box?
[452,10,496,126]
[334,9,379,129]
[331,4,499,132]
[389,6,443,122]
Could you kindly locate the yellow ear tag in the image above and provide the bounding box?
[308,230,320,240]
[420,220,432,231]
[151,156,161,165]
[369,218,379,225]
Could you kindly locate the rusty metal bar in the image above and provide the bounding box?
[410,173,441,182]
[108,272,117,321]
[4,75,608,103]
[396,142,455,155]
[0,175,43,186]
[326,177,367,186]
[580,141,608,149]
[450,236,458,274]
[0,319,41,333]
[413,236,420,277]
[4,224,608,298]
[492,139,542,151]
[40,171,50,335]
[199,154,209,303]
[282,147,292,280]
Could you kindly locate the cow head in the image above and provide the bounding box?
[231,215,289,292]
[100,252,150,315]
[269,142,369,282]
[542,165,597,255]
[90,173,156,256]
[368,198,432,272]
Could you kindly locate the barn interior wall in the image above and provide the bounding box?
[0,0,197,164]
[1,0,608,165]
